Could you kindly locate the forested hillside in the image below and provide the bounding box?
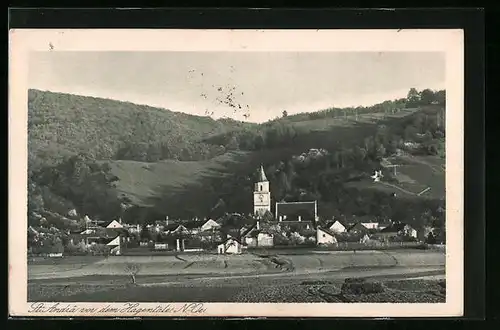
[27,88,446,232]
[28,89,254,169]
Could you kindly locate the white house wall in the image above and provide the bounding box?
[329,221,346,233]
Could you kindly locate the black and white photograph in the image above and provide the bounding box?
[9,29,464,317]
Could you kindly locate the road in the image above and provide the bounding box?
[29,249,445,282]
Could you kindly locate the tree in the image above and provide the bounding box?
[124,263,141,285]
[435,90,446,105]
[420,89,435,105]
[375,144,386,160]
[262,210,275,222]
[406,88,421,107]
[140,225,152,242]
[282,110,288,117]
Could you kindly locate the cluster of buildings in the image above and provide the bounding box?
[29,165,441,257]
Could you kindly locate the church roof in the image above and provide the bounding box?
[258,165,268,182]
[276,201,315,220]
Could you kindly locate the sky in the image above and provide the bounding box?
[29,51,445,123]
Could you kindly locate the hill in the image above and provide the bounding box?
[28,89,255,168]
[28,89,446,228]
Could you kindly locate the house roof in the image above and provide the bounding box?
[202,219,219,226]
[276,201,316,219]
[106,236,121,246]
[105,220,123,227]
[346,223,369,232]
[325,220,347,228]
[164,223,188,231]
[380,222,407,233]
[218,236,245,245]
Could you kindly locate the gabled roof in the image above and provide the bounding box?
[106,236,121,246]
[165,223,188,232]
[346,222,369,232]
[218,236,244,245]
[276,201,315,219]
[105,220,123,228]
[380,222,407,233]
[105,227,128,237]
[325,220,347,228]
[202,219,220,226]
[182,221,201,230]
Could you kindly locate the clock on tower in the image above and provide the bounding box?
[253,165,271,217]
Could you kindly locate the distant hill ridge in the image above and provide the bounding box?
[27,88,445,226]
[28,89,255,168]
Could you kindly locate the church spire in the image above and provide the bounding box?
[258,165,268,182]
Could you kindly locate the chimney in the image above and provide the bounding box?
[136,224,140,231]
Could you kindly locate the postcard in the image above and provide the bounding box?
[9,28,464,317]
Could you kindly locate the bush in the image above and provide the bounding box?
[344,277,366,284]
[341,279,385,295]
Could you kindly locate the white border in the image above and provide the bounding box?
[9,29,464,317]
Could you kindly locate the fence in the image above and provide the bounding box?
[248,241,431,253]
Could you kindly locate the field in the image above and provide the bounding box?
[29,249,445,303]
[345,154,445,199]
[108,108,431,208]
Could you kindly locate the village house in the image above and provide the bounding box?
[402,224,418,239]
[122,223,141,234]
[360,222,379,230]
[200,219,220,232]
[240,220,275,247]
[182,221,203,235]
[243,222,274,247]
[164,223,189,235]
[154,242,168,250]
[346,222,369,235]
[378,221,392,231]
[106,219,123,229]
[106,236,121,255]
[324,220,347,233]
[374,222,418,241]
[316,227,338,246]
[217,236,244,254]
[275,201,317,224]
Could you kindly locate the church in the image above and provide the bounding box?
[253,165,318,229]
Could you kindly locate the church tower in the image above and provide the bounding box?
[253,165,271,218]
